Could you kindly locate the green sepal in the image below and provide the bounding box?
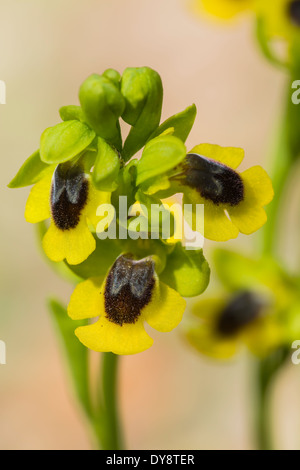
[59,105,85,122]
[79,74,125,150]
[65,237,122,280]
[48,299,92,417]
[8,150,53,188]
[136,134,186,186]
[121,67,163,160]
[40,120,96,164]
[160,243,210,297]
[148,104,197,143]
[92,137,120,191]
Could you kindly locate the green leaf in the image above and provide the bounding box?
[92,137,120,191]
[148,104,197,143]
[121,67,163,160]
[8,150,53,188]
[136,134,186,186]
[65,237,122,280]
[48,299,91,417]
[59,105,85,122]
[40,120,96,164]
[160,243,210,297]
[79,74,125,150]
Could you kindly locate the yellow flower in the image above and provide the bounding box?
[25,162,110,265]
[186,291,283,360]
[172,143,274,242]
[68,254,187,355]
[194,0,300,42]
[256,0,300,41]
[193,0,254,20]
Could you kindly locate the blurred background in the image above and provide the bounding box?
[1,0,300,450]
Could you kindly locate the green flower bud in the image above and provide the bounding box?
[79,74,125,150]
[59,105,85,122]
[102,68,121,88]
[121,67,163,161]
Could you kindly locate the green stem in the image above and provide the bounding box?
[94,352,124,450]
[262,117,293,256]
[255,360,273,450]
[257,64,300,448]
[262,63,300,256]
[254,348,289,450]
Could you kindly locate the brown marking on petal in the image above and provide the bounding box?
[216,291,263,337]
[51,164,89,231]
[181,153,244,206]
[104,255,155,326]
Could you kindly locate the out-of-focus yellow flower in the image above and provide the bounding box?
[194,0,300,42]
[68,254,186,355]
[193,0,254,20]
[185,249,300,360]
[256,0,300,41]
[186,291,282,360]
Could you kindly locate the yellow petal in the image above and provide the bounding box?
[191,298,225,321]
[186,324,238,360]
[183,188,239,241]
[240,166,274,207]
[85,183,111,229]
[144,281,186,332]
[25,172,53,223]
[75,316,153,355]
[229,203,267,235]
[242,317,283,358]
[189,144,244,169]
[203,203,239,241]
[42,218,96,264]
[68,277,104,320]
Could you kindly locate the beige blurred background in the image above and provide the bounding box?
[1,0,300,450]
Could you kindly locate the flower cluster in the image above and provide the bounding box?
[9,67,274,355]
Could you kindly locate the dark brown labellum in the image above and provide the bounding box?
[289,0,300,26]
[104,255,155,326]
[216,291,263,337]
[51,164,89,231]
[184,153,244,206]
